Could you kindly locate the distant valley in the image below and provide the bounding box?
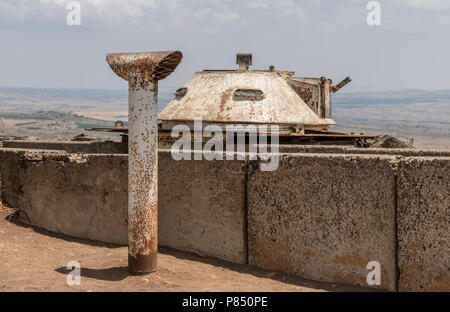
[0,87,448,149]
[332,90,450,149]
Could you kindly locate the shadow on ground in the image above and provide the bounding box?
[159,247,379,292]
[55,266,129,282]
[6,208,378,292]
[53,246,378,292]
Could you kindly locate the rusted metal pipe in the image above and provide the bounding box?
[106,51,182,274]
[331,76,352,93]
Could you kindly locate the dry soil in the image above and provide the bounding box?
[0,206,372,292]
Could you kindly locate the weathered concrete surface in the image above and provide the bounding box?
[0,148,26,208]
[0,148,247,264]
[2,140,127,154]
[6,141,450,158]
[259,144,450,157]
[397,157,450,292]
[1,146,449,290]
[0,148,72,208]
[159,150,247,264]
[247,153,398,291]
[1,149,129,244]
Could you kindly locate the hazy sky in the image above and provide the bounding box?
[0,0,449,92]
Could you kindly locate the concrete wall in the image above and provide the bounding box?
[247,154,398,291]
[0,149,128,244]
[6,140,450,157]
[0,148,247,264]
[0,145,449,291]
[2,140,127,154]
[159,151,247,263]
[259,144,450,157]
[397,157,450,291]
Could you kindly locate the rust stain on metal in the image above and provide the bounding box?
[160,70,331,127]
[331,76,352,93]
[106,51,182,83]
[106,50,182,274]
[221,88,233,107]
[292,85,313,103]
[217,88,234,121]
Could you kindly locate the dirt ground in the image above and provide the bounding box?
[0,206,371,292]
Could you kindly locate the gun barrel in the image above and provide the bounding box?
[331,76,352,93]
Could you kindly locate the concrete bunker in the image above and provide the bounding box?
[0,53,448,292]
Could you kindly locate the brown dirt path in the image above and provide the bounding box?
[0,208,371,292]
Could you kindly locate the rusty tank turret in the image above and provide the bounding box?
[159,53,354,132]
[89,53,378,146]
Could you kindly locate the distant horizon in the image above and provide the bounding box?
[2,85,450,95]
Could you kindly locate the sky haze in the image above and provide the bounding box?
[1,0,449,92]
